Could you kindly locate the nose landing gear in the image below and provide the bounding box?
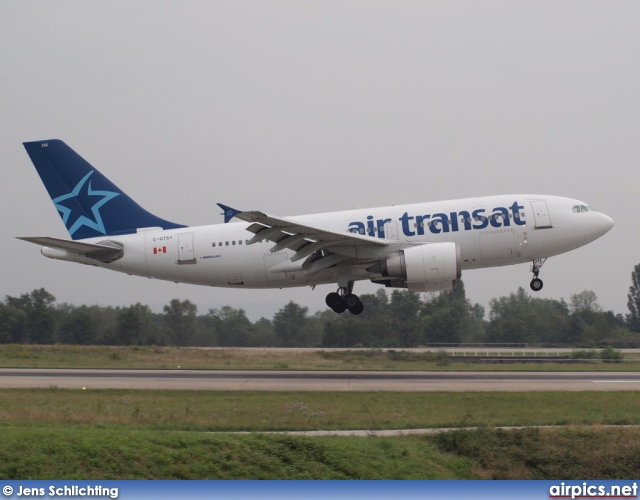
[530,258,547,291]
[325,281,363,315]
[530,277,543,291]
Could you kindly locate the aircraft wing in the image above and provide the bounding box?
[17,236,124,263]
[217,203,392,265]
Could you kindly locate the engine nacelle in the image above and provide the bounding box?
[369,242,461,292]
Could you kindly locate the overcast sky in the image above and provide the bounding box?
[2,1,638,320]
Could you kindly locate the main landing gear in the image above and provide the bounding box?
[530,258,547,291]
[326,281,364,315]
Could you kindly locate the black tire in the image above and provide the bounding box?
[349,300,364,315]
[345,294,364,315]
[344,294,359,309]
[325,292,343,309]
[530,278,543,291]
[333,302,347,313]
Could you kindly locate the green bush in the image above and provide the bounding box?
[599,346,623,363]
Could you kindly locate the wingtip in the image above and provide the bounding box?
[217,203,241,223]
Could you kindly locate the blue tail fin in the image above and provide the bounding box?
[23,140,185,240]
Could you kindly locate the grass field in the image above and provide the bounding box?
[2,345,639,479]
[0,424,472,479]
[0,388,639,479]
[0,344,637,371]
[1,389,639,430]
[3,424,639,479]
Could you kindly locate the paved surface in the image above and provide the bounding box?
[1,369,640,391]
[207,425,640,437]
[195,347,640,353]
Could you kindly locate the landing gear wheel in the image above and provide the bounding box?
[349,299,364,315]
[529,258,547,293]
[333,302,347,314]
[326,292,347,313]
[325,292,343,309]
[326,287,364,314]
[344,294,364,315]
[530,278,543,291]
[344,294,359,309]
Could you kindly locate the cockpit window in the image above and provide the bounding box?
[572,205,591,213]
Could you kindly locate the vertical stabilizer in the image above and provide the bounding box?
[23,140,185,240]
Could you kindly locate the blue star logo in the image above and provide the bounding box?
[52,170,120,237]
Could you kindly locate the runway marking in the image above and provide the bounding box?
[592,380,640,383]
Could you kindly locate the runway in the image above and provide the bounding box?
[1,369,640,391]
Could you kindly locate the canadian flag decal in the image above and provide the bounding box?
[153,247,167,255]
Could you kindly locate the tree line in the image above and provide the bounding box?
[2,263,640,348]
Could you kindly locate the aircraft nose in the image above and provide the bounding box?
[576,210,614,245]
[599,213,614,234]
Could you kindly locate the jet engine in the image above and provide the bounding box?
[369,242,461,292]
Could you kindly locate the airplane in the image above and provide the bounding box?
[19,139,614,315]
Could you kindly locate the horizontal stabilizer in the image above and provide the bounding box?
[17,236,124,263]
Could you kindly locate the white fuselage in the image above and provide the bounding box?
[41,194,614,290]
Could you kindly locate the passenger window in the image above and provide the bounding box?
[225,241,229,246]
[232,241,236,245]
[212,242,216,247]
